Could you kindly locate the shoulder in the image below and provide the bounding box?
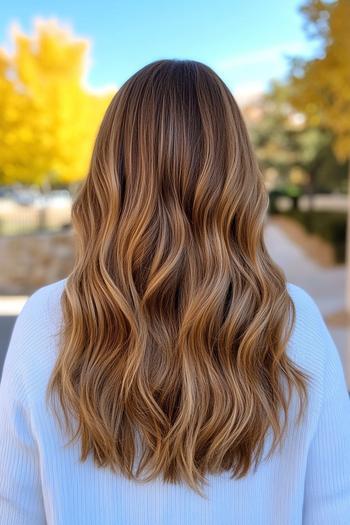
[6,277,68,354]
[1,278,68,402]
[20,277,67,324]
[286,282,322,319]
[285,281,344,410]
[7,276,67,341]
[286,282,350,443]
[286,282,328,349]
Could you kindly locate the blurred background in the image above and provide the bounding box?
[1,0,350,387]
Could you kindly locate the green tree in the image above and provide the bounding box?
[245,82,347,199]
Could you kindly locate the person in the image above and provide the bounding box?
[0,59,349,525]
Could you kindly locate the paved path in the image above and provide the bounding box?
[0,220,349,385]
[265,221,345,315]
[264,220,350,385]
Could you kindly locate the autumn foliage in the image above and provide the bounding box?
[289,0,350,162]
[0,18,114,186]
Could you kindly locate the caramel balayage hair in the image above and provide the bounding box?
[47,59,311,497]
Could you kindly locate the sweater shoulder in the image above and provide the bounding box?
[286,282,321,316]
[285,281,327,365]
[27,277,67,318]
[13,277,67,350]
[286,282,327,341]
[1,278,68,401]
[12,277,67,325]
[285,281,335,410]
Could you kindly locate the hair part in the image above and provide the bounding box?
[46,58,311,498]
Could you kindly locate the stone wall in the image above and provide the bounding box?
[0,228,76,295]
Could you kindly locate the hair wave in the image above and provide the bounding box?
[47,59,311,497]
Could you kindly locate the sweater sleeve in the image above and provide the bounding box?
[0,291,47,524]
[302,299,350,524]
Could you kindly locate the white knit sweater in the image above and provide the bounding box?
[0,278,350,524]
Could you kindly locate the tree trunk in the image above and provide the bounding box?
[38,173,53,230]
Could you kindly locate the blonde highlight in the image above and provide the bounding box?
[47,59,311,497]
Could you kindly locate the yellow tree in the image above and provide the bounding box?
[289,0,350,160]
[288,0,350,383]
[0,18,114,187]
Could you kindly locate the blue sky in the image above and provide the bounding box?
[0,0,315,102]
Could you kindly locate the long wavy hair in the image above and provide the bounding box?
[47,58,311,497]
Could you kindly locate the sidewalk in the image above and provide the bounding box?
[264,220,350,384]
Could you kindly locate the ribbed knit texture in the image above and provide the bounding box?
[0,277,349,524]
